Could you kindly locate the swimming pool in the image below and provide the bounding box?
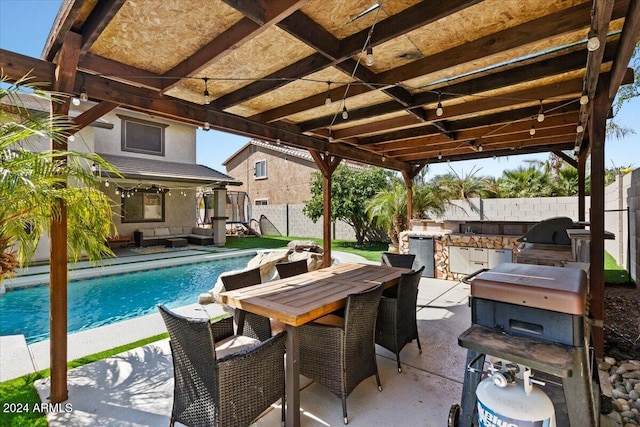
[0,255,253,344]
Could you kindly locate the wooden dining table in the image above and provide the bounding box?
[218,262,410,427]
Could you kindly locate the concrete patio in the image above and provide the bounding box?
[33,273,472,426]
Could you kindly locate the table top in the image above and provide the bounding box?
[218,262,409,326]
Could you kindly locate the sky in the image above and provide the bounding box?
[1,0,638,178]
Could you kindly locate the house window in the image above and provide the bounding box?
[122,190,165,222]
[118,115,168,156]
[255,199,268,205]
[254,160,267,179]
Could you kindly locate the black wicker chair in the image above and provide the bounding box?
[380,252,416,269]
[298,283,385,424]
[157,304,286,427]
[275,259,309,279]
[375,266,424,373]
[220,267,273,341]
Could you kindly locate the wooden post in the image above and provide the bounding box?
[49,32,81,404]
[578,152,587,223]
[401,170,414,231]
[309,150,341,267]
[589,74,610,358]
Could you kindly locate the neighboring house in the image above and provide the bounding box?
[223,139,362,206]
[9,95,240,260]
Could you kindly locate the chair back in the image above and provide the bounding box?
[220,266,262,290]
[275,259,309,279]
[343,283,384,367]
[381,252,416,269]
[158,304,224,421]
[396,267,424,329]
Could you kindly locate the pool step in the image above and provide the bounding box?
[0,335,36,382]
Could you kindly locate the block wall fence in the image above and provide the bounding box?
[250,168,639,285]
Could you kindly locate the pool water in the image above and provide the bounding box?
[0,256,252,344]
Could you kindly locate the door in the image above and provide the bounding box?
[449,246,470,274]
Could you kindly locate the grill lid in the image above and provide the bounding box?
[471,263,587,315]
[517,216,574,245]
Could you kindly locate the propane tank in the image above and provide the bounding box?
[476,361,555,427]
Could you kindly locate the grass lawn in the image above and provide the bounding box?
[604,251,632,284]
[225,235,388,262]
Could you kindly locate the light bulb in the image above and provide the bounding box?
[537,112,545,122]
[436,102,443,117]
[529,124,536,136]
[576,124,584,133]
[366,47,374,66]
[381,154,386,162]
[580,94,589,105]
[115,188,120,195]
[574,145,580,153]
[325,92,332,106]
[68,134,75,142]
[328,135,333,142]
[587,30,600,52]
[342,105,348,120]
[204,90,210,105]
[478,145,483,152]
[71,97,80,106]
[91,163,98,173]
[105,180,110,187]
[203,121,210,131]
[437,152,442,160]
[79,88,88,102]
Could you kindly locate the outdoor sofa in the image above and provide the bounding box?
[134,226,215,247]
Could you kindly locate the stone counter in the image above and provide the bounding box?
[399,231,521,281]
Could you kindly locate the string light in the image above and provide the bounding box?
[91,163,98,173]
[580,94,589,105]
[529,123,536,136]
[365,47,374,66]
[68,134,75,142]
[437,152,442,160]
[436,91,443,117]
[576,123,584,133]
[203,77,210,105]
[478,144,483,152]
[537,100,545,122]
[203,121,210,131]
[71,96,80,106]
[587,29,600,52]
[574,145,580,154]
[325,82,332,106]
[381,154,386,162]
[105,180,110,187]
[79,87,88,102]
[342,104,349,120]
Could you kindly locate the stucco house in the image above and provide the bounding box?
[223,139,318,205]
[12,95,240,260]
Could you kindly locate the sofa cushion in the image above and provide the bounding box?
[139,228,155,237]
[155,227,170,236]
[193,227,209,236]
[169,227,183,236]
[183,226,193,234]
[215,334,260,359]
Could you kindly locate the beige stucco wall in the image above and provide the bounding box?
[226,145,315,205]
[93,109,196,163]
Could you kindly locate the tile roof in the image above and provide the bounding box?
[99,153,241,186]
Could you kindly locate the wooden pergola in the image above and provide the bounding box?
[1,0,639,404]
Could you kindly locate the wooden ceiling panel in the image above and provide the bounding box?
[6,0,635,174]
[233,67,351,117]
[90,0,243,73]
[301,0,420,40]
[285,87,394,123]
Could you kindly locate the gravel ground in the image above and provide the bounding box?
[604,284,640,360]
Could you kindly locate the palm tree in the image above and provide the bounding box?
[412,183,449,219]
[497,165,554,198]
[366,180,407,246]
[0,75,120,288]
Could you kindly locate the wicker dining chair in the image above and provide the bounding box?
[298,283,385,424]
[157,304,286,427]
[380,252,416,269]
[275,259,308,279]
[220,267,273,341]
[375,266,424,373]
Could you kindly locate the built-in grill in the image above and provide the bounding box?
[452,262,597,426]
[515,216,576,266]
